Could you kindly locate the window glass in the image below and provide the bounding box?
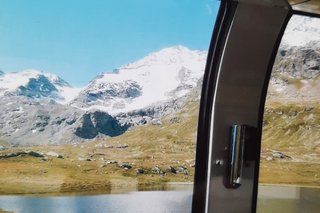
[257,15,320,213]
[0,1,220,213]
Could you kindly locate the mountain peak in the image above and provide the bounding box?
[71,46,207,113]
[13,69,70,87]
[118,45,207,71]
[151,45,204,56]
[19,69,42,75]
[161,45,191,52]
[0,69,76,101]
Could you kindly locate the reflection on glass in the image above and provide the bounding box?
[258,15,320,212]
[0,1,220,213]
[257,186,320,213]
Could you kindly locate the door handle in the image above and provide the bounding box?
[226,124,246,188]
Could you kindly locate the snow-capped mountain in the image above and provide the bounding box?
[71,46,207,114]
[0,69,80,103]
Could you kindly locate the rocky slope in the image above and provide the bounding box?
[0,96,128,146]
[268,41,320,102]
[267,16,320,102]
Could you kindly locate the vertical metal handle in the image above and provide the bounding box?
[226,124,246,188]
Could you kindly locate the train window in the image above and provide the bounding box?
[257,15,320,213]
[0,1,220,213]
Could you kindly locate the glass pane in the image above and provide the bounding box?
[0,1,220,213]
[257,15,320,213]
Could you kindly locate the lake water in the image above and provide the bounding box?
[0,186,193,213]
[0,185,319,213]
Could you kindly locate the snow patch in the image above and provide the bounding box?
[282,16,320,46]
[57,86,83,104]
[46,151,60,157]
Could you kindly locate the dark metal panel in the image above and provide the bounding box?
[206,3,289,213]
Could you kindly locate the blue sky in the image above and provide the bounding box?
[0,0,220,86]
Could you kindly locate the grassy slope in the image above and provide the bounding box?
[0,209,13,213]
[0,97,199,194]
[259,101,320,186]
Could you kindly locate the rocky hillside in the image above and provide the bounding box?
[0,90,201,194]
[0,96,128,146]
[268,41,320,102]
[267,16,320,102]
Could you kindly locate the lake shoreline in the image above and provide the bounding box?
[1,180,320,197]
[0,180,193,196]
